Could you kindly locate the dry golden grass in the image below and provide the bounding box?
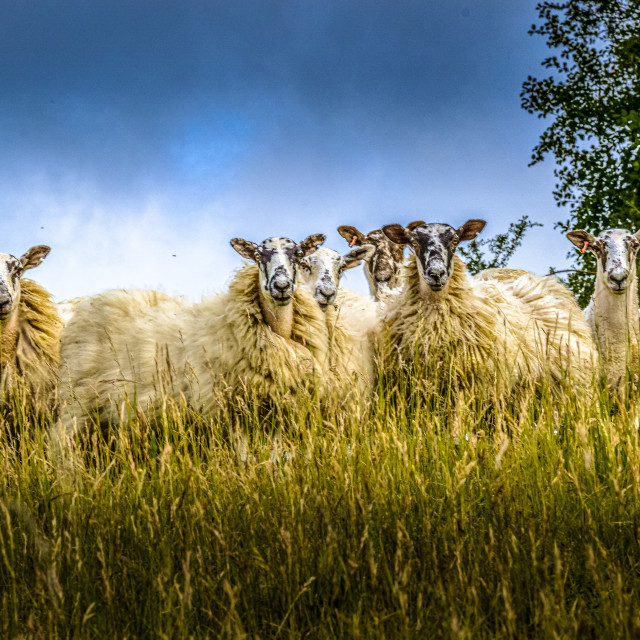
[1,360,640,638]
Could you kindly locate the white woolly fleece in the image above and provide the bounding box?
[382,256,596,396]
[58,263,373,434]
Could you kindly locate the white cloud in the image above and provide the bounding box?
[2,184,237,301]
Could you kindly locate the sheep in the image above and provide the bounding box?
[0,245,62,408]
[299,245,380,336]
[380,220,595,400]
[300,245,374,309]
[474,267,596,379]
[567,227,640,389]
[56,297,86,325]
[337,225,406,301]
[57,235,373,457]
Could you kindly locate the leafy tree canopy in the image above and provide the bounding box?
[521,0,640,307]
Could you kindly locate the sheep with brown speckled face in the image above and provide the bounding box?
[337,225,406,301]
[567,227,640,390]
[56,234,373,462]
[230,235,326,338]
[380,219,595,397]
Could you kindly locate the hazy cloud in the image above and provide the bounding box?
[0,0,569,299]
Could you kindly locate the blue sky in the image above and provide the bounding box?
[0,0,569,299]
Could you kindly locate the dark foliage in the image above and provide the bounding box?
[521,0,640,307]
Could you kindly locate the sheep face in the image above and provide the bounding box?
[337,226,405,297]
[0,246,50,319]
[567,228,640,294]
[300,246,375,308]
[230,235,325,305]
[382,220,486,291]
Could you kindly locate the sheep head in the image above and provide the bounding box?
[300,245,375,308]
[0,245,50,319]
[382,220,486,291]
[567,228,640,294]
[230,235,325,305]
[337,225,406,298]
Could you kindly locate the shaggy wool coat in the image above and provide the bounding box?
[0,279,62,407]
[59,264,373,432]
[382,255,595,396]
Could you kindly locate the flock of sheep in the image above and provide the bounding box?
[2,218,639,459]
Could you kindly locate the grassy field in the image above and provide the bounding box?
[2,369,640,639]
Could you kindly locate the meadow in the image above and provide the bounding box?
[2,366,640,639]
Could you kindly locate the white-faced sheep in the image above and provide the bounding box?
[300,245,374,309]
[567,227,640,389]
[57,235,373,451]
[300,245,380,336]
[0,245,62,407]
[337,225,406,301]
[380,220,595,398]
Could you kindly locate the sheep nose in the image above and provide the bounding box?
[272,278,291,292]
[317,288,336,305]
[427,266,445,282]
[319,285,336,299]
[610,269,628,285]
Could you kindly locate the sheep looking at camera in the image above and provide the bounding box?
[380,220,595,397]
[567,227,640,389]
[300,245,380,337]
[300,246,374,309]
[0,245,62,407]
[58,235,373,443]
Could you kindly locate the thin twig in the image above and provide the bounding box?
[544,269,596,277]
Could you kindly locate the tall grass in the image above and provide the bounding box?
[2,366,640,638]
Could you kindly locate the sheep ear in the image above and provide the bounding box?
[337,225,365,246]
[343,244,375,269]
[382,224,412,246]
[566,230,596,252]
[230,238,258,260]
[407,220,426,231]
[20,245,50,271]
[457,219,486,241]
[299,233,325,256]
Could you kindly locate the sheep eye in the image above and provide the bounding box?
[295,249,304,258]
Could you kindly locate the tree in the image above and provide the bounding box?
[458,215,542,275]
[521,0,640,307]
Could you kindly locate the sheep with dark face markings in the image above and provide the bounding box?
[380,220,595,397]
[337,225,406,301]
[0,245,62,408]
[567,227,640,389]
[57,235,373,456]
